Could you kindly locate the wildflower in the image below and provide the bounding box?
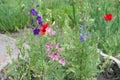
[79,25,90,42]
[55,43,60,50]
[80,25,84,31]
[39,23,48,35]
[41,23,48,28]
[80,27,84,31]
[29,8,38,16]
[47,53,60,61]
[36,16,42,22]
[36,16,42,26]
[39,27,46,35]
[45,43,51,52]
[38,21,43,26]
[51,31,56,35]
[46,27,56,35]
[33,28,40,35]
[47,53,52,58]
[103,14,112,21]
[36,16,43,26]
[32,27,35,30]
[59,58,65,66]
[80,33,85,42]
[51,53,60,61]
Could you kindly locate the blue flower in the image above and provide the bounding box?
[80,25,84,31]
[80,33,85,42]
[36,16,41,22]
[38,21,43,26]
[29,8,38,16]
[36,16,43,26]
[33,28,40,35]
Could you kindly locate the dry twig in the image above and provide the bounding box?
[97,49,120,68]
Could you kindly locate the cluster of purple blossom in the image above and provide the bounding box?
[45,43,65,66]
[30,8,43,26]
[79,25,88,42]
[29,8,43,35]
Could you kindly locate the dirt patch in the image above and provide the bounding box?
[97,60,120,80]
[5,29,27,39]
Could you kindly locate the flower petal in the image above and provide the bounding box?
[59,58,65,66]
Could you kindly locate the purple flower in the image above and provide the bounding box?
[33,28,40,35]
[29,8,38,16]
[36,16,43,26]
[80,33,85,42]
[80,26,84,31]
[79,25,86,42]
[38,21,43,26]
[32,27,35,30]
[36,16,41,21]
[80,32,90,42]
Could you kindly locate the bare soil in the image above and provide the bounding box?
[97,60,120,80]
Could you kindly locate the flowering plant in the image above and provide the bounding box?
[103,13,112,21]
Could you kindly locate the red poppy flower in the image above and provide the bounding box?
[103,14,112,21]
[39,23,48,35]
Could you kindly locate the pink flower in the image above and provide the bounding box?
[47,53,60,61]
[45,43,51,52]
[46,27,56,35]
[51,31,56,35]
[59,58,65,66]
[55,43,60,50]
[51,53,60,61]
[46,27,51,33]
[47,53,52,58]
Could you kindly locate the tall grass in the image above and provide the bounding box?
[38,0,80,28]
[0,0,38,32]
[84,0,120,56]
[42,0,67,9]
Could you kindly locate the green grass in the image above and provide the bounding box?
[42,0,67,9]
[0,0,79,32]
[84,0,120,55]
[0,0,38,32]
